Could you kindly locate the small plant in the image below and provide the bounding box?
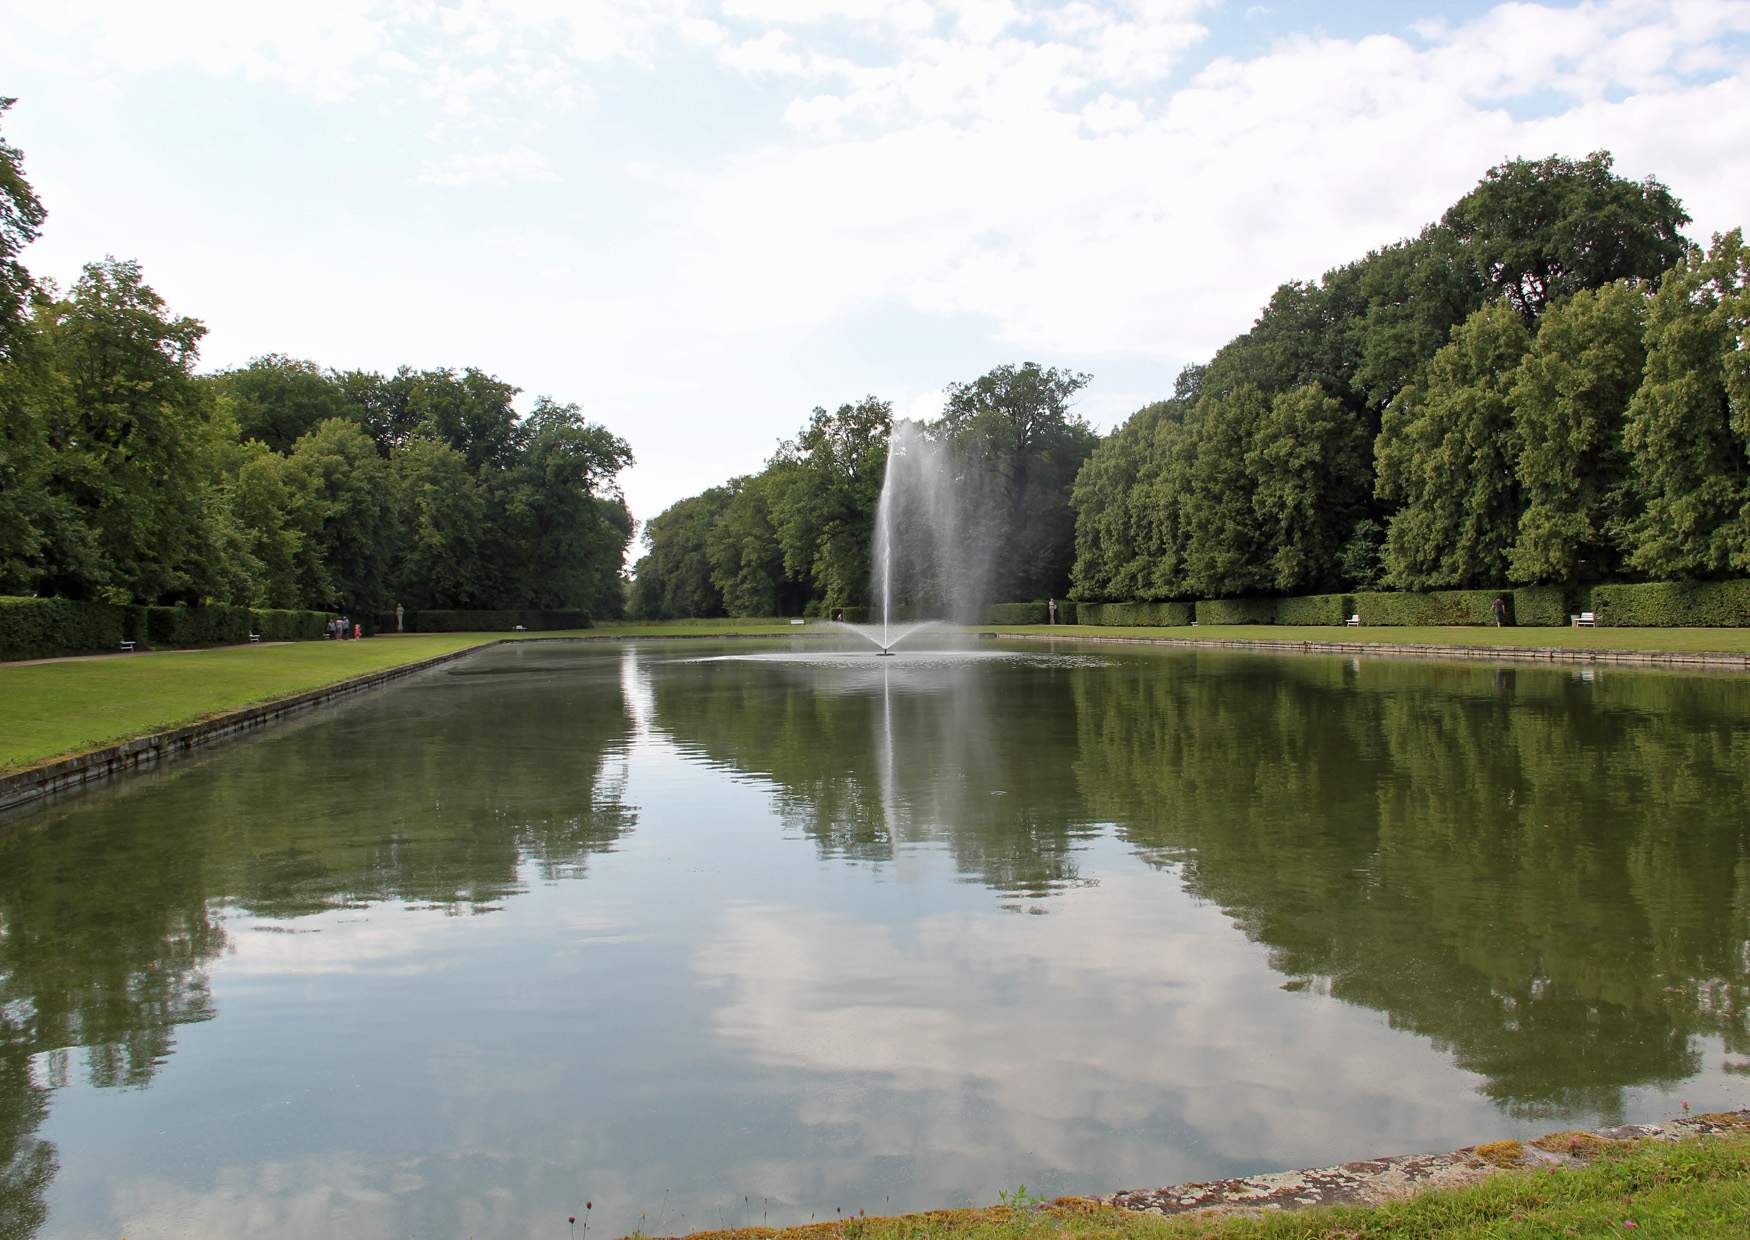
[997,1184,1046,1212]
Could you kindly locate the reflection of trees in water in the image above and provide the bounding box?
[650,648,1750,1115]
[1073,654,1750,1118]
[0,651,635,1234]
[648,657,1098,897]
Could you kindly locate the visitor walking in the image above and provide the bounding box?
[1491,596,1507,627]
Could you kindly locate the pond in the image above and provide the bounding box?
[2,637,1748,1237]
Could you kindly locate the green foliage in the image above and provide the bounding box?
[1441,151,1689,321]
[1591,580,1750,627]
[983,601,1082,625]
[1248,382,1373,592]
[211,355,357,453]
[249,608,329,641]
[142,605,252,647]
[939,364,1097,604]
[1377,302,1532,589]
[1272,592,1354,625]
[1510,586,1572,627]
[1079,601,1192,626]
[630,486,733,619]
[1620,232,1750,578]
[0,98,44,364]
[1509,282,1647,582]
[0,595,123,661]
[1355,589,1507,626]
[1195,597,1276,625]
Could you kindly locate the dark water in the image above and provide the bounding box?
[2,638,1747,1238]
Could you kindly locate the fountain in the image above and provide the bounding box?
[833,419,965,656]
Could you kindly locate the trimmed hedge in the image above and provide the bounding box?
[1273,593,1354,626]
[1592,580,1750,627]
[251,608,330,641]
[144,605,253,646]
[0,596,125,661]
[1511,586,1572,627]
[1354,589,1507,626]
[1196,597,1277,625]
[985,602,1046,625]
[1078,601,1193,627]
[400,609,591,632]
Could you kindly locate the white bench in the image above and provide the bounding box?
[248,632,261,643]
[1571,611,1596,627]
[790,619,805,625]
[1345,614,1361,627]
[119,639,136,653]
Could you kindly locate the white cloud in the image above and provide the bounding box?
[418,143,559,187]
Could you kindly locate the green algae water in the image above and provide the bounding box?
[2,638,1747,1237]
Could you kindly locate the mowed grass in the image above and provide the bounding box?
[979,622,1750,655]
[661,1131,1750,1240]
[0,635,496,771]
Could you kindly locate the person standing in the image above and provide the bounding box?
[1491,596,1507,627]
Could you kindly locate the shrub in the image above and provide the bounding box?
[1591,580,1750,627]
[0,596,126,661]
[401,609,592,632]
[1078,601,1193,626]
[1272,593,1354,626]
[1057,600,1078,625]
[1353,589,1506,626]
[143,605,253,646]
[1195,597,1277,625]
[251,608,330,641]
[985,602,1047,625]
[1511,586,1571,627]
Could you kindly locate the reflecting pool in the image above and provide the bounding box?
[1,638,1748,1237]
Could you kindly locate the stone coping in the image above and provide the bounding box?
[1100,1109,1750,1220]
[980,629,1750,670]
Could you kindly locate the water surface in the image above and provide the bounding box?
[2,638,1747,1237]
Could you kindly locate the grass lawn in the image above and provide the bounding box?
[661,1131,1750,1239]
[980,622,1750,655]
[0,635,497,771]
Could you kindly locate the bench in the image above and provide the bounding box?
[1345,614,1361,627]
[1571,611,1596,628]
[248,632,261,643]
[790,619,805,626]
[119,639,136,653]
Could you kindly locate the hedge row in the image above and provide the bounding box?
[1196,597,1279,625]
[142,605,254,646]
[1353,589,1504,626]
[252,608,331,641]
[1271,593,1355,626]
[0,596,125,661]
[983,601,1080,625]
[1077,601,1194,626]
[1511,586,1575,628]
[1592,580,1750,627]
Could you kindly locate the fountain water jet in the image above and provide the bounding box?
[851,420,967,655]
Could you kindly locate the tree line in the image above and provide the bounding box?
[0,99,633,617]
[630,364,1098,619]
[1070,152,1749,603]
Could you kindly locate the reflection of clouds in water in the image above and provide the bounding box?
[222,900,626,979]
[694,870,1525,1192]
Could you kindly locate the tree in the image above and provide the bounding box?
[710,473,798,617]
[1509,281,1648,583]
[29,259,216,602]
[1376,301,1532,589]
[392,439,486,609]
[938,363,1097,603]
[1620,232,1749,578]
[408,368,525,474]
[0,97,44,363]
[285,418,398,610]
[630,487,733,619]
[1179,385,1271,598]
[769,398,891,611]
[1443,152,1689,323]
[1248,382,1373,593]
[211,355,357,453]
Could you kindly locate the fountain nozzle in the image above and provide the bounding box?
[876,650,896,657]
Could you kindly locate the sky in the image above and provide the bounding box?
[4,0,1749,531]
